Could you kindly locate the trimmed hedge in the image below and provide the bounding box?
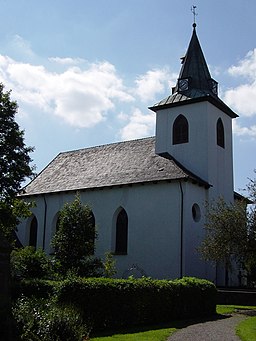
[12,277,216,331]
[56,277,216,330]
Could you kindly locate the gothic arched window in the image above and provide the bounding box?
[173,114,189,144]
[87,210,96,255]
[217,118,225,148]
[29,216,38,248]
[115,208,128,254]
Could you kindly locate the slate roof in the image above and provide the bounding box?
[21,137,209,196]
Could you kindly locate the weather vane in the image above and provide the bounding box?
[191,5,198,26]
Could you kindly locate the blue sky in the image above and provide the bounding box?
[0,0,255,193]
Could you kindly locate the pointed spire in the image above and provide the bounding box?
[173,24,218,96]
[149,23,237,118]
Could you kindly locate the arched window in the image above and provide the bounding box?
[29,216,38,248]
[115,208,128,254]
[87,210,96,255]
[217,118,225,148]
[173,114,189,144]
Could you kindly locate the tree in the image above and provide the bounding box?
[245,172,256,285]
[51,194,103,276]
[0,83,34,202]
[198,197,248,286]
[0,83,34,243]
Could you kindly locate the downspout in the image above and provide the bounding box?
[43,195,47,251]
[179,181,184,279]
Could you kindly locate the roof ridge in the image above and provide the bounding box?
[59,136,155,155]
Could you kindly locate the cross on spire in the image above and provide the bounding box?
[191,5,198,27]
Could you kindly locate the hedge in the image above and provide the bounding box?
[12,278,57,300]
[12,277,216,331]
[56,277,216,330]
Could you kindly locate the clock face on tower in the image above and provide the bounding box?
[178,78,189,91]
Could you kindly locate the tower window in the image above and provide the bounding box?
[115,208,128,254]
[217,118,225,148]
[173,114,189,145]
[29,216,38,248]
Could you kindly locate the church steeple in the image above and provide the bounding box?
[173,24,218,97]
[149,24,237,119]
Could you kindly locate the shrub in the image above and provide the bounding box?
[12,276,216,333]
[11,246,52,280]
[12,279,57,300]
[56,276,217,330]
[12,295,88,341]
[51,194,103,277]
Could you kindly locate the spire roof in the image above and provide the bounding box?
[149,24,238,118]
[173,24,213,94]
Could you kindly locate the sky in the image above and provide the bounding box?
[0,0,255,194]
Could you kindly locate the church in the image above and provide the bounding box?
[17,23,239,285]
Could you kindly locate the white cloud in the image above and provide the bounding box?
[7,35,36,60]
[233,120,256,138]
[119,108,155,140]
[48,57,86,65]
[228,49,256,79]
[0,56,134,128]
[134,68,176,103]
[224,49,256,118]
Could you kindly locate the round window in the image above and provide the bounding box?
[192,203,201,222]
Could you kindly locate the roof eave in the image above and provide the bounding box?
[149,94,238,119]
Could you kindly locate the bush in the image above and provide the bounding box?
[12,279,57,300]
[12,295,88,341]
[12,276,216,333]
[56,276,217,330]
[11,246,52,280]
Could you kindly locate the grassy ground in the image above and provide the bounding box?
[90,305,256,341]
[216,305,256,315]
[90,327,176,341]
[236,316,256,341]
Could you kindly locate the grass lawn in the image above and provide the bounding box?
[216,305,256,315]
[90,327,176,341]
[90,305,256,341]
[217,305,256,341]
[236,316,256,341]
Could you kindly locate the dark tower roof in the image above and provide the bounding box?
[173,24,213,94]
[149,24,238,118]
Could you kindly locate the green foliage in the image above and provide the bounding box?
[11,246,52,280]
[51,194,103,276]
[56,276,216,331]
[199,197,248,271]
[12,279,58,301]
[12,295,88,341]
[246,172,256,285]
[0,83,34,202]
[0,83,34,243]
[103,252,117,278]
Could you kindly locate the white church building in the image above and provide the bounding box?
[18,24,239,285]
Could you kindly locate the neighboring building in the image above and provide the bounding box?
[17,24,238,285]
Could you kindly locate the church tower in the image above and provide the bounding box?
[150,23,238,202]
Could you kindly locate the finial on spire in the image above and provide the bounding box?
[191,5,198,28]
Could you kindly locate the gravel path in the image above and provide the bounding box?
[167,314,246,341]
